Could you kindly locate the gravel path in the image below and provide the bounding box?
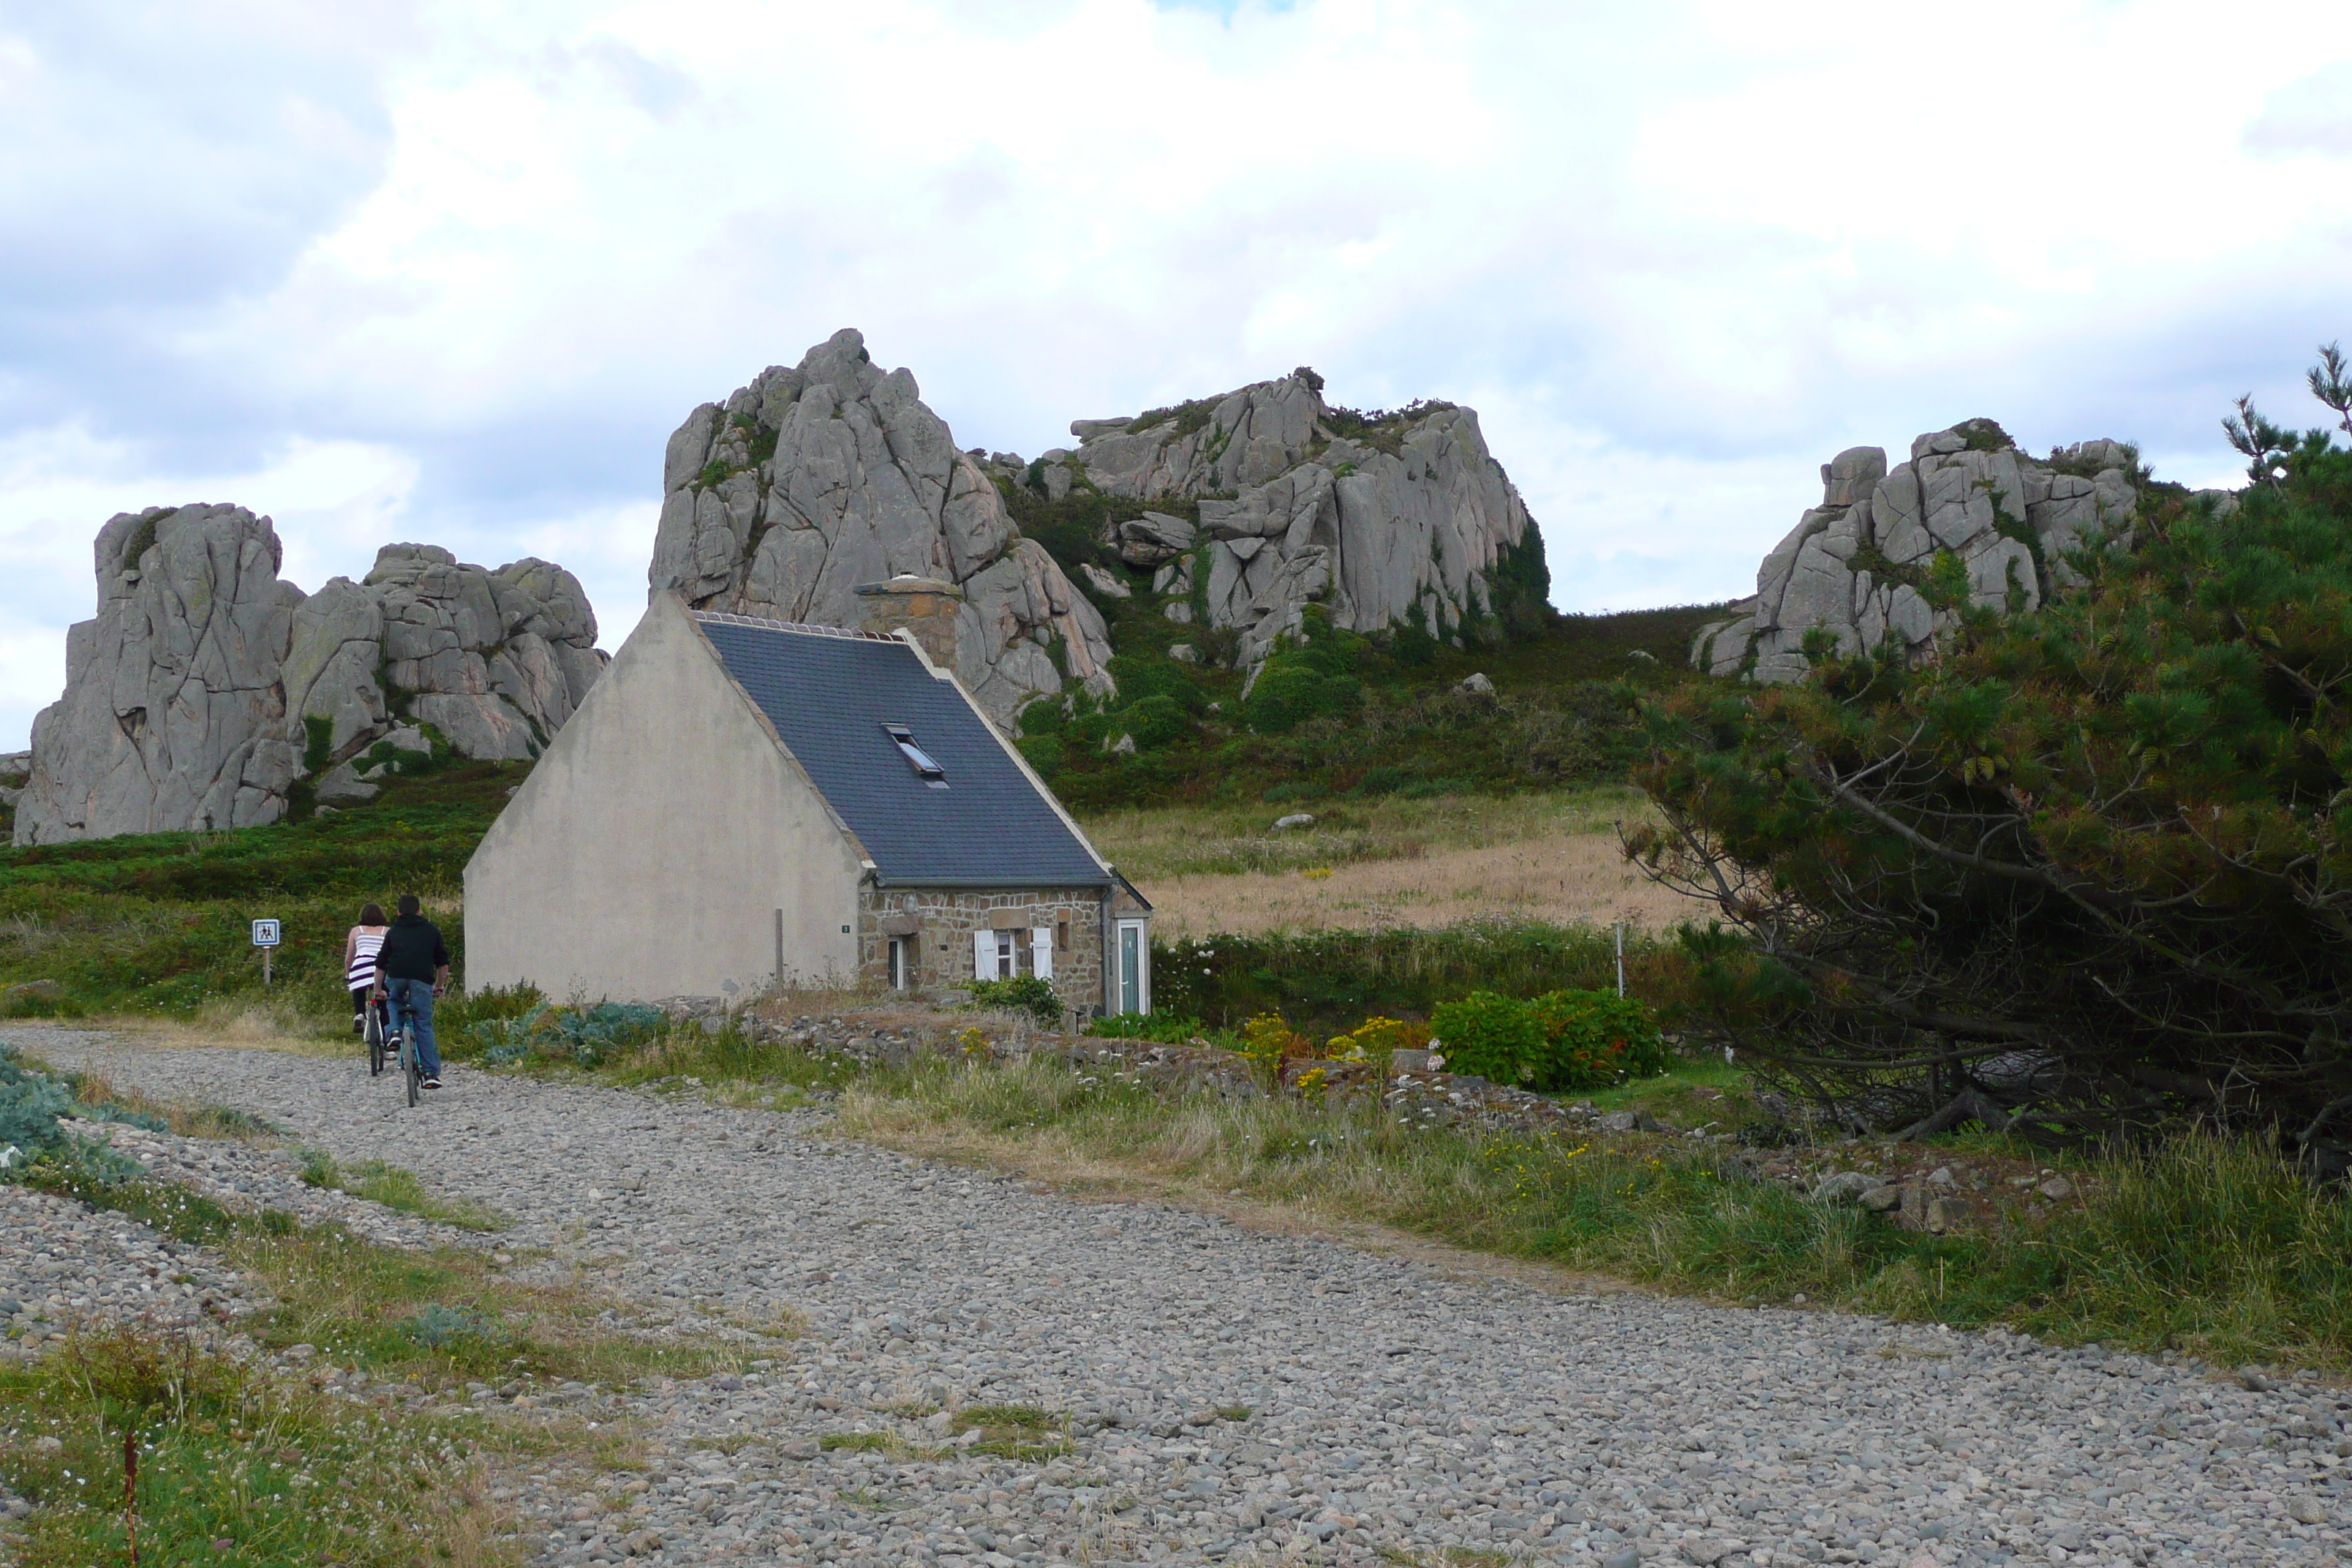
[7,1024,2351,1568]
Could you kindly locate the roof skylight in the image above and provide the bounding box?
[883,724,949,788]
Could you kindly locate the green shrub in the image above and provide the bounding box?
[1154,922,1695,1039]
[1243,660,1361,735]
[1526,989,1672,1085]
[465,1001,668,1068]
[1085,1011,1238,1048]
[1115,694,1193,750]
[1431,988,1670,1090]
[434,981,544,1042]
[1353,765,1420,796]
[968,975,1060,1027]
[0,1044,75,1159]
[1429,991,1551,1085]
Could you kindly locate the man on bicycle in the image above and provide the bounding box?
[374,893,452,1089]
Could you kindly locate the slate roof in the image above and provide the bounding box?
[695,614,1111,888]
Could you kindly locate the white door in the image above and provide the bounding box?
[1116,920,1148,1016]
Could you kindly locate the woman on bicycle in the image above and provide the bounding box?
[344,902,389,1034]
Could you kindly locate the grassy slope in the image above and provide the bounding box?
[0,761,521,1019]
[998,464,1724,811]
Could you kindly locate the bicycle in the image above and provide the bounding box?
[374,988,424,1107]
[396,1015,421,1107]
[363,993,391,1077]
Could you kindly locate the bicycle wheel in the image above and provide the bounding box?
[404,1035,421,1107]
[367,1007,385,1077]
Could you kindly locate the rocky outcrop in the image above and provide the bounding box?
[1690,423,2141,683]
[331,545,604,763]
[15,508,607,845]
[648,328,1115,730]
[15,505,306,843]
[1052,370,1542,668]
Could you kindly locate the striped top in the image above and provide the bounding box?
[345,927,388,990]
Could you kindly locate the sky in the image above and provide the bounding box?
[4,0,2351,752]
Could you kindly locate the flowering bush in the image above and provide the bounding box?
[1239,1013,1313,1066]
[1529,990,1671,1085]
[1432,989,1667,1090]
[1324,1015,1431,1063]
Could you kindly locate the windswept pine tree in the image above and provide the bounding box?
[1632,347,2352,1169]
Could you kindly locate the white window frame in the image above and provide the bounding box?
[976,927,1024,981]
[1115,919,1150,1016]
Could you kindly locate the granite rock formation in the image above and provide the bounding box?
[15,508,606,845]
[1690,423,2141,683]
[648,328,1115,730]
[15,505,306,843]
[1042,369,1542,669]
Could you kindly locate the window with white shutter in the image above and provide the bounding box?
[973,929,994,981]
[1030,928,1052,981]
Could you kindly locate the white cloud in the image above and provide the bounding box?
[2246,62,2352,159]
[4,0,2352,753]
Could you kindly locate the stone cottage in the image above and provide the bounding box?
[464,578,1153,1012]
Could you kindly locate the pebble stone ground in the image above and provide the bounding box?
[6,1024,2350,1568]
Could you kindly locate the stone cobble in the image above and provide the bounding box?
[0,1180,260,1357]
[7,1023,2351,1568]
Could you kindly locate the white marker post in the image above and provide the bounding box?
[252,918,282,986]
[1614,921,1626,998]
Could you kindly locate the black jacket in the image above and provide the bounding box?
[377,913,449,982]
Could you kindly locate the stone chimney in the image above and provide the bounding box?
[853,576,964,671]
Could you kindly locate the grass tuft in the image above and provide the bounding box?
[294,1148,512,1232]
[0,1323,516,1568]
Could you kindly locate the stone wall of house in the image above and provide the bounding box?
[857,886,1109,1009]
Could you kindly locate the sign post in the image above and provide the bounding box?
[252,918,282,985]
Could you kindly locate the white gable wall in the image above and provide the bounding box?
[464,592,862,1002]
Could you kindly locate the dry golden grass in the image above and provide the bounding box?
[82,997,351,1056]
[1085,787,1698,938]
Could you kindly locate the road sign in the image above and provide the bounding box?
[252,918,281,985]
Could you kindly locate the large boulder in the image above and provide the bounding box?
[648,328,1115,730]
[15,513,610,845]
[347,546,605,762]
[1691,423,2141,683]
[14,505,306,843]
[1069,370,1541,668]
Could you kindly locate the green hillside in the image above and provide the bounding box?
[999,472,1719,810]
[0,751,519,1019]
